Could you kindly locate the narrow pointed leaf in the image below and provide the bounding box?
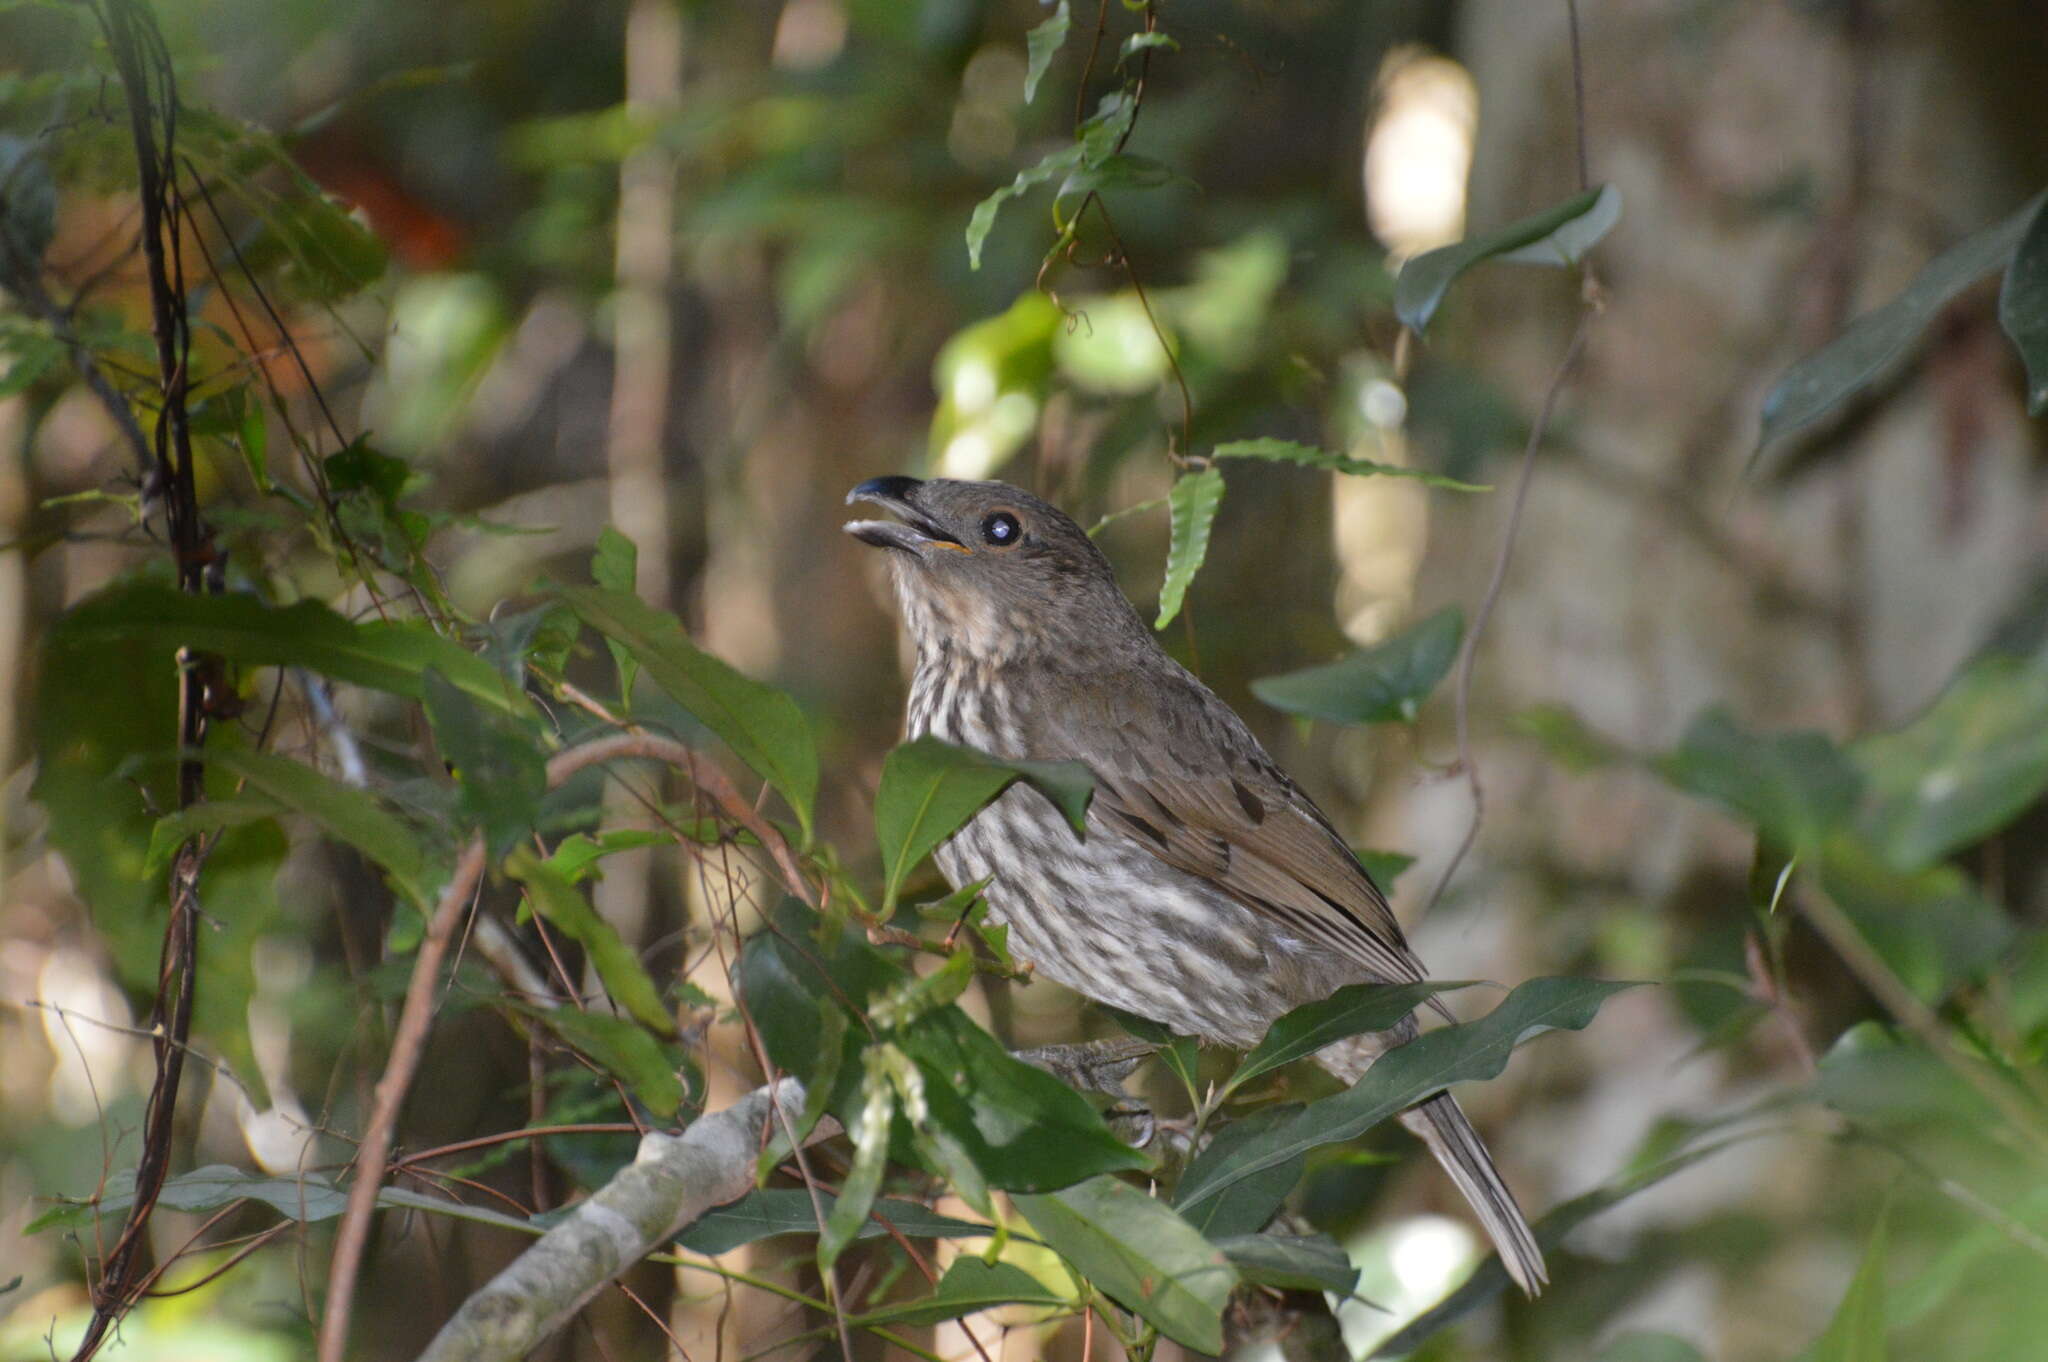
[1155,466,1223,629]
[1762,192,2044,448]
[52,581,523,715]
[561,586,817,836]
[854,1258,1065,1327]
[677,1187,993,1255]
[1213,438,1489,492]
[590,527,641,702]
[1395,186,1619,335]
[820,1052,895,1270]
[1798,1203,1889,1362]
[1015,1175,1237,1353]
[1226,980,1467,1096]
[1022,1,1070,104]
[1213,1232,1360,1295]
[203,747,435,907]
[1252,607,1464,725]
[423,669,546,857]
[519,1003,684,1118]
[506,847,674,1036]
[1175,978,1636,1213]
[1658,709,1861,853]
[1174,1102,1306,1238]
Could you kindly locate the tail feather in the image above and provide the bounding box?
[1398,1092,1548,1296]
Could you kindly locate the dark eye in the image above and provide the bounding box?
[980,512,1021,547]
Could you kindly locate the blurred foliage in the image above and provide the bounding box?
[3,1,2048,1361]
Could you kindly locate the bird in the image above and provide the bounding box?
[844,473,1547,1295]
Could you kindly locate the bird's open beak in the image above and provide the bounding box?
[843,476,967,554]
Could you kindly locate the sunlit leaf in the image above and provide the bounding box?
[1252,607,1464,725]
[821,1048,895,1270]
[1022,1,1070,104]
[1395,185,1619,335]
[506,847,674,1036]
[518,1003,684,1119]
[1014,1175,1237,1353]
[1760,192,2043,449]
[967,143,1083,270]
[1213,438,1489,492]
[855,1258,1065,1326]
[1175,978,1636,1214]
[1119,31,1179,64]
[874,736,1093,911]
[544,828,672,884]
[2000,194,2048,414]
[561,586,818,837]
[1155,466,1223,629]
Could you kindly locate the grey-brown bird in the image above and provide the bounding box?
[846,474,1546,1295]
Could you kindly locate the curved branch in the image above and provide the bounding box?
[415,1079,830,1362]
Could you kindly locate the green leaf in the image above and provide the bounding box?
[1118,31,1179,64]
[1155,466,1223,629]
[506,847,674,1036]
[521,1003,684,1118]
[1816,836,2011,1003]
[1212,438,1490,492]
[1212,1232,1360,1295]
[874,736,1094,911]
[1395,186,1619,335]
[204,747,436,907]
[1022,1,1070,104]
[28,1165,347,1233]
[676,1187,992,1256]
[1175,978,1636,1214]
[2000,194,2048,415]
[1252,607,1463,725]
[1761,192,2045,449]
[1226,981,1465,1097]
[1015,1175,1237,1353]
[1853,655,2048,871]
[1054,153,1183,223]
[423,669,547,858]
[1174,1103,1307,1238]
[854,1258,1065,1327]
[739,902,1146,1193]
[50,581,523,716]
[1657,709,1861,853]
[1798,1203,1890,1362]
[967,143,1084,270]
[590,528,642,702]
[560,586,818,837]
[821,1048,896,1270]
[1354,849,1415,887]
[545,828,673,884]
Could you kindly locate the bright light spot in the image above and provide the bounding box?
[950,357,998,413]
[1919,768,1960,802]
[1363,49,1479,259]
[1388,1214,1477,1300]
[1358,378,1409,429]
[989,390,1037,437]
[941,430,1000,480]
[38,948,138,1125]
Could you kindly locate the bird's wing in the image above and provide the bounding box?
[1036,664,1427,986]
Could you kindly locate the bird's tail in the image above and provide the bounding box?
[1397,1092,1548,1297]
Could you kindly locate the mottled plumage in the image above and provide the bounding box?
[846,475,1546,1295]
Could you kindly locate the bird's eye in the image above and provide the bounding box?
[980,512,1022,547]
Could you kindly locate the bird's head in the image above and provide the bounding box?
[844,475,1142,665]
